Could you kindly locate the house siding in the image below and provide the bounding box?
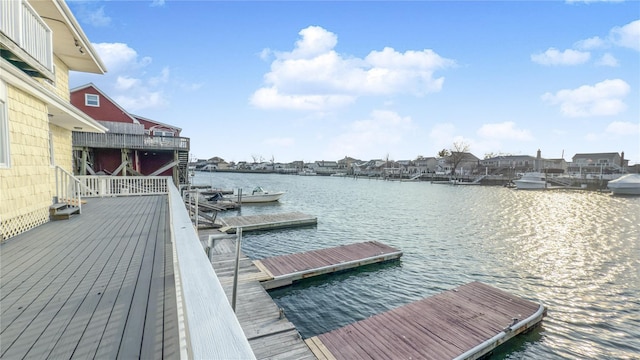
[1,84,65,240]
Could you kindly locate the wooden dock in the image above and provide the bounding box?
[218,211,317,233]
[254,241,402,290]
[305,281,546,360]
[200,229,316,359]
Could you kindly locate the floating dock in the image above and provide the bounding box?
[254,241,402,290]
[305,281,546,360]
[218,211,317,233]
[200,230,316,359]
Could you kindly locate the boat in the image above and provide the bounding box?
[607,174,640,195]
[298,169,317,176]
[514,172,549,190]
[224,186,285,203]
[330,172,346,177]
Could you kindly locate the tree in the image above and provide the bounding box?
[438,141,471,178]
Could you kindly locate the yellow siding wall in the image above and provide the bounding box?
[37,56,70,100]
[0,82,73,240]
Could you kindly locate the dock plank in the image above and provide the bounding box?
[199,229,315,359]
[218,211,317,232]
[310,282,545,360]
[257,241,402,289]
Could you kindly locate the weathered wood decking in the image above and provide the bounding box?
[200,229,316,359]
[254,241,403,290]
[0,196,179,359]
[218,211,318,233]
[306,281,546,360]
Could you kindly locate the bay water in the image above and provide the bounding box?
[193,172,639,359]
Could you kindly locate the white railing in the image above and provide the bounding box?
[76,176,170,197]
[0,0,53,72]
[72,132,190,151]
[167,182,255,359]
[55,166,82,213]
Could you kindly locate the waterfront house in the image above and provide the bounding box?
[1,0,108,240]
[569,152,628,175]
[414,156,438,174]
[310,160,338,175]
[438,152,480,175]
[70,83,190,185]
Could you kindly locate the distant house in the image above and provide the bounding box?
[438,152,480,175]
[310,160,338,175]
[70,83,190,185]
[1,0,107,239]
[414,157,438,173]
[569,152,628,174]
[479,151,566,174]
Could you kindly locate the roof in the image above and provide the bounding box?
[28,0,106,74]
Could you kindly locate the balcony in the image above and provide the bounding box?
[0,178,255,359]
[73,131,190,151]
[0,0,53,79]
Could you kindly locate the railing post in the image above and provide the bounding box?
[232,227,242,312]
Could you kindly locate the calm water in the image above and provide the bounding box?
[193,172,640,359]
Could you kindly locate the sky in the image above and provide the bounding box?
[67,0,640,165]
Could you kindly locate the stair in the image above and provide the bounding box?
[50,202,80,220]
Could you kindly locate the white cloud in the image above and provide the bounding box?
[610,19,640,51]
[605,121,640,135]
[575,36,605,50]
[596,53,619,67]
[541,79,630,117]
[114,91,166,112]
[325,110,414,159]
[531,48,590,66]
[93,43,151,72]
[251,26,455,111]
[477,122,533,141]
[114,76,140,91]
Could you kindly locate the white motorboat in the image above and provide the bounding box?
[514,172,549,190]
[607,174,640,195]
[224,186,285,203]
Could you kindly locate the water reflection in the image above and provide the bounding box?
[194,173,640,358]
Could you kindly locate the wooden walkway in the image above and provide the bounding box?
[200,229,315,359]
[0,196,179,359]
[306,281,546,360]
[218,211,317,233]
[254,241,402,290]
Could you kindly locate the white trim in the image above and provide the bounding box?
[85,93,99,107]
[0,58,107,133]
[0,80,9,168]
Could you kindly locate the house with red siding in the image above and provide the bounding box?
[70,83,189,185]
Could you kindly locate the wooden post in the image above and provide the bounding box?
[81,147,88,175]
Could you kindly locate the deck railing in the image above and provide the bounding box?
[73,132,190,151]
[167,181,256,359]
[0,0,53,72]
[76,176,170,197]
[54,166,82,213]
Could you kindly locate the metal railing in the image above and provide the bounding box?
[54,166,82,213]
[76,176,170,197]
[0,0,53,71]
[73,132,190,151]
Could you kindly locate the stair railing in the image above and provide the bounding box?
[54,166,82,214]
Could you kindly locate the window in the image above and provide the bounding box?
[85,93,99,107]
[153,130,174,137]
[0,81,9,168]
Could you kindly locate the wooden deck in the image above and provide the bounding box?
[218,211,317,233]
[0,196,179,359]
[254,241,403,290]
[306,281,546,360]
[200,229,316,359]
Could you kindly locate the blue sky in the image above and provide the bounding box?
[68,0,640,165]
